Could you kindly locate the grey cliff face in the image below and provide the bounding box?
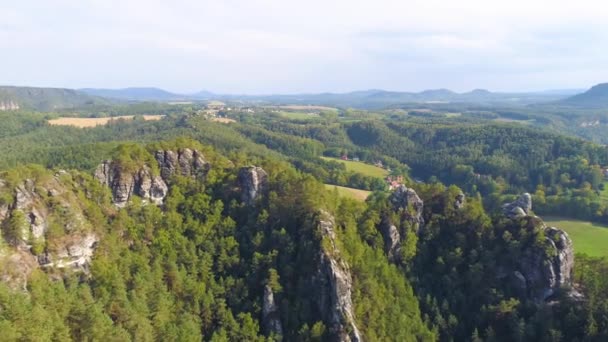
[502,193,532,219]
[262,284,283,340]
[380,219,401,262]
[0,174,98,289]
[501,194,575,302]
[314,211,362,342]
[379,186,424,262]
[95,148,210,207]
[238,166,268,205]
[454,190,466,209]
[389,185,424,230]
[155,148,210,180]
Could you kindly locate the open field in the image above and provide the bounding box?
[325,184,371,201]
[48,115,164,128]
[321,156,389,178]
[278,105,338,112]
[210,117,236,123]
[543,216,608,258]
[278,111,320,120]
[494,117,535,124]
[599,182,608,201]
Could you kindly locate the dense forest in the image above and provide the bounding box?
[0,104,607,341]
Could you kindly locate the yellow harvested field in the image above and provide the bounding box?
[210,117,236,123]
[48,115,164,128]
[324,184,371,201]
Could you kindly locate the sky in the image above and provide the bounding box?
[1,0,608,94]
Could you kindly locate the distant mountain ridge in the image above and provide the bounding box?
[0,85,591,110]
[0,86,107,111]
[562,83,608,107]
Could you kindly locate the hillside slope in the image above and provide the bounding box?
[562,83,608,107]
[0,86,107,111]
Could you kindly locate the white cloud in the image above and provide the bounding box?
[1,0,607,92]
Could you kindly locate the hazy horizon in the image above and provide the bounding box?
[2,0,608,93]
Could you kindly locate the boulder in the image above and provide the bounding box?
[238,166,268,205]
[95,162,169,207]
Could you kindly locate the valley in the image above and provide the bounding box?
[0,84,607,341]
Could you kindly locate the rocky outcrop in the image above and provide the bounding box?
[502,193,532,219]
[454,190,466,209]
[378,185,424,261]
[154,148,210,180]
[512,224,574,302]
[313,211,362,342]
[389,185,424,231]
[0,100,19,111]
[0,173,98,289]
[262,284,283,340]
[38,233,98,270]
[238,166,268,205]
[500,195,575,302]
[95,148,209,207]
[380,219,401,261]
[94,161,168,207]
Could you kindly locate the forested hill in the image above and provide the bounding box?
[562,83,608,108]
[0,109,607,340]
[0,86,107,111]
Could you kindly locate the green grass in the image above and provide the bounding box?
[543,216,608,258]
[324,184,371,201]
[599,181,608,201]
[321,156,389,178]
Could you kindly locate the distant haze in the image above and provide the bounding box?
[2,0,608,94]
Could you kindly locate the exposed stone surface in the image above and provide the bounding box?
[0,174,98,289]
[499,195,575,301]
[0,100,19,111]
[154,148,210,180]
[238,166,268,205]
[94,161,169,207]
[454,190,466,209]
[313,211,362,342]
[502,223,575,302]
[388,185,424,230]
[262,284,283,340]
[380,219,401,261]
[94,148,210,207]
[502,193,532,219]
[38,234,98,270]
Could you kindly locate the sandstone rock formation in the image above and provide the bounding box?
[154,148,210,180]
[500,194,575,302]
[380,219,401,261]
[0,100,19,111]
[0,173,98,289]
[502,193,532,219]
[238,166,268,205]
[511,224,574,301]
[454,190,466,209]
[313,211,362,342]
[389,185,424,231]
[262,284,283,340]
[95,148,209,207]
[379,185,424,261]
[94,161,168,207]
